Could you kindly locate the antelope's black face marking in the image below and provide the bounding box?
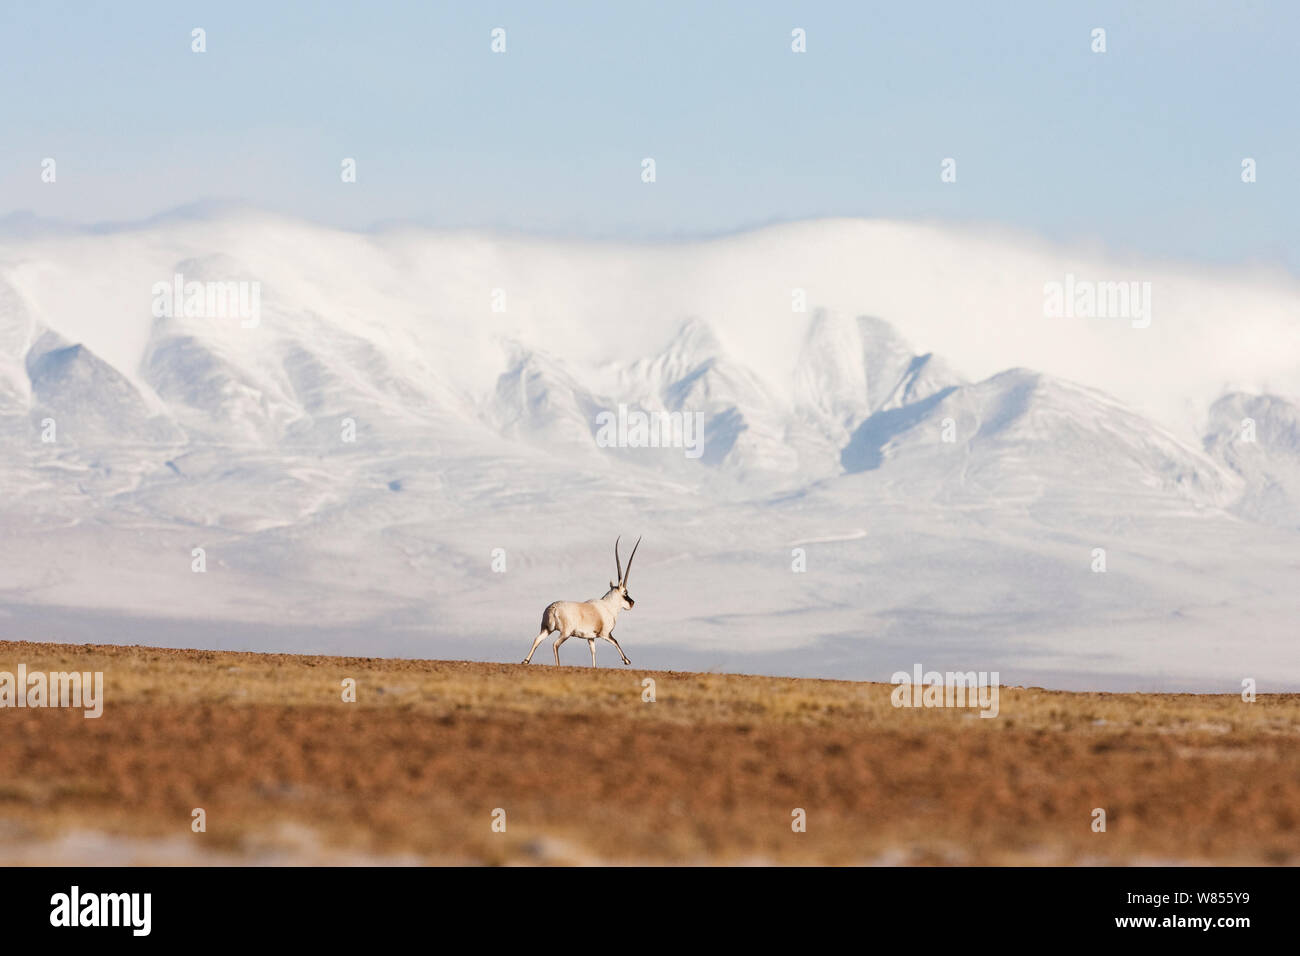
[624,592,635,608]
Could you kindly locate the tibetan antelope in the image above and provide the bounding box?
[522,536,641,667]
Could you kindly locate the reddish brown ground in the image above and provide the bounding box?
[1,641,1297,864]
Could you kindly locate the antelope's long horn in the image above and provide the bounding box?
[614,535,623,583]
[622,536,641,586]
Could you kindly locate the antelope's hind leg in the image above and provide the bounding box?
[588,639,597,667]
[553,632,572,666]
[522,629,548,664]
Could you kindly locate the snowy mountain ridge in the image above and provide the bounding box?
[1,210,1297,690]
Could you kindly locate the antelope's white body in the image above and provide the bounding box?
[522,537,641,667]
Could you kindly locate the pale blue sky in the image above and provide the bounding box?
[1,0,1297,271]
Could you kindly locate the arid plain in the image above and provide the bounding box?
[1,641,1297,865]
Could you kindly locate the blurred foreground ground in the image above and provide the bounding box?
[1,640,1297,865]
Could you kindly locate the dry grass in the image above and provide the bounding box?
[1,640,1298,864]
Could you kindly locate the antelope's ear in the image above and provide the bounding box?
[610,579,618,589]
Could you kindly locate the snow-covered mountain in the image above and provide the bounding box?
[1205,392,1300,529]
[1,209,1298,690]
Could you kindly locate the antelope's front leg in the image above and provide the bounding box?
[605,632,631,666]
[588,639,597,667]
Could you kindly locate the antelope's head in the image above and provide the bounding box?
[609,535,642,610]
